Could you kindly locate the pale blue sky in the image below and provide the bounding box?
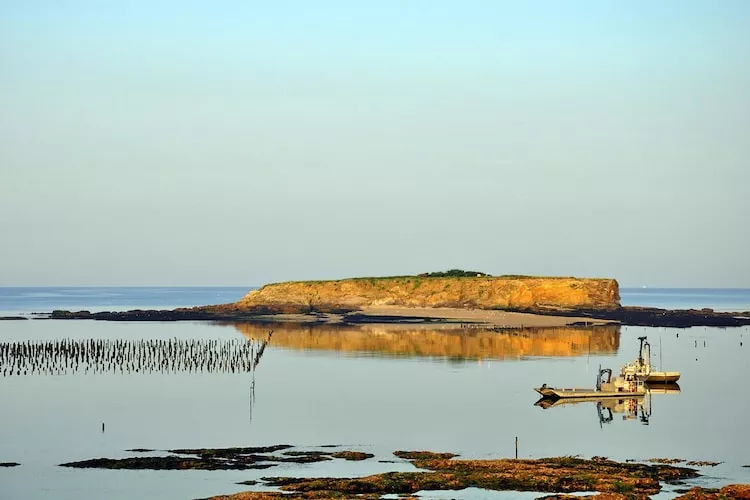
[1,1,748,287]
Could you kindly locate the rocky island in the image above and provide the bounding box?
[48,271,750,328]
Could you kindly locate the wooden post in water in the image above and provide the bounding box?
[515,436,518,459]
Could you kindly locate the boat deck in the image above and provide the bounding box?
[535,387,645,399]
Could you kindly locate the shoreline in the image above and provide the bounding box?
[32,303,750,328]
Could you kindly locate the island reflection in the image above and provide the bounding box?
[232,323,620,360]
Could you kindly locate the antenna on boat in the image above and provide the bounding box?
[659,336,663,371]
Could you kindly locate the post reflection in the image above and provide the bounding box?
[535,383,681,427]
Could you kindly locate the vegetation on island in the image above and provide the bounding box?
[417,269,490,277]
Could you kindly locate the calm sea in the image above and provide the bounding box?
[1,287,749,500]
[0,287,250,316]
[620,287,750,312]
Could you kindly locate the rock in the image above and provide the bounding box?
[258,455,697,497]
[537,495,630,500]
[685,460,722,467]
[59,456,267,470]
[648,458,685,464]
[168,445,292,456]
[393,450,458,460]
[281,451,330,457]
[331,451,374,461]
[674,484,750,499]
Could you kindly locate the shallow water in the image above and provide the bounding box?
[620,287,750,312]
[1,318,749,500]
[0,286,250,316]
[1,288,749,499]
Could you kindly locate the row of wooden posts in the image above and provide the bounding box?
[0,335,271,376]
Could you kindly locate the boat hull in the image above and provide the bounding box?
[643,371,680,383]
[535,387,645,400]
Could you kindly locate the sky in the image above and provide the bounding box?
[1,1,748,287]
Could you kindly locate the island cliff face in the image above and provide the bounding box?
[234,276,620,313]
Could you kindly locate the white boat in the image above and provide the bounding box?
[621,336,680,384]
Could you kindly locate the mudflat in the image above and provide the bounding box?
[357,305,612,327]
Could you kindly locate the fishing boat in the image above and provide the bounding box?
[621,336,680,384]
[535,366,646,400]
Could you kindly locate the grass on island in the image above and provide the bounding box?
[266,270,598,287]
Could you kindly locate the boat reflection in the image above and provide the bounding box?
[230,322,620,360]
[535,383,680,427]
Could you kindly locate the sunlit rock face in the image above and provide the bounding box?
[232,323,620,360]
[234,276,620,313]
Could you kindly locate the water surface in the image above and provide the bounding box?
[1,288,748,499]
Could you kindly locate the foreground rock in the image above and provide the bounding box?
[674,484,750,499]
[392,450,457,460]
[169,445,292,456]
[60,456,271,470]
[205,486,750,500]
[55,448,718,498]
[330,451,374,461]
[206,493,404,500]
[257,454,697,497]
[59,445,374,470]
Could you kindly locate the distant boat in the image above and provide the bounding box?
[621,336,681,384]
